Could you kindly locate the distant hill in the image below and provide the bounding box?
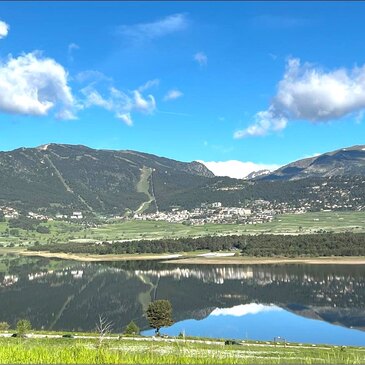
[260,145,365,180]
[0,144,214,214]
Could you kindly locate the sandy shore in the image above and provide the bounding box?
[3,248,364,265]
[2,249,183,262]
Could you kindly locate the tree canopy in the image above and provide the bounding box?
[146,300,173,335]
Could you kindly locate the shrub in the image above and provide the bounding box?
[16,319,31,337]
[124,321,140,335]
[0,322,10,331]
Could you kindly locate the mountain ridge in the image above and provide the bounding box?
[1,143,365,215]
[259,145,365,181]
[0,143,214,214]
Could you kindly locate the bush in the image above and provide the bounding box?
[124,320,140,335]
[0,322,10,331]
[16,319,31,337]
[36,225,50,234]
[62,334,73,338]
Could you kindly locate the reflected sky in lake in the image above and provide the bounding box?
[143,303,365,346]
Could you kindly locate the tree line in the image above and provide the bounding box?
[29,232,365,257]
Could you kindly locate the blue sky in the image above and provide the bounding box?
[1,2,365,177]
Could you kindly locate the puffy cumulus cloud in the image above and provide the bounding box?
[0,52,75,119]
[234,107,287,138]
[235,58,365,138]
[163,89,183,101]
[0,21,9,39]
[198,160,280,179]
[210,303,282,317]
[118,13,188,42]
[81,86,156,126]
[194,51,207,66]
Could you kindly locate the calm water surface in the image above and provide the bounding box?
[0,255,364,346]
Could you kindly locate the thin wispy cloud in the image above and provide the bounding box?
[138,79,160,92]
[67,43,79,62]
[252,14,310,29]
[81,86,156,126]
[163,89,183,101]
[74,70,112,84]
[157,110,192,117]
[118,13,189,43]
[0,20,9,39]
[194,51,208,66]
[235,58,365,138]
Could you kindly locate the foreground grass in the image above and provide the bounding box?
[0,337,363,364]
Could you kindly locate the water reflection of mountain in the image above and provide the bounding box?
[0,256,364,332]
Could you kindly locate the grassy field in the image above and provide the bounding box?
[0,336,363,364]
[1,211,365,247]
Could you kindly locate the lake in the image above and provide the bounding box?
[0,254,364,346]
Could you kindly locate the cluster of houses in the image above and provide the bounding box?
[0,206,19,219]
[133,202,276,225]
[0,206,84,222]
[28,212,51,221]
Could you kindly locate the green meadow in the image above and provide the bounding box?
[0,336,363,364]
[1,211,365,247]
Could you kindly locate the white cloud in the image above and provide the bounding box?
[163,89,183,101]
[252,15,309,29]
[74,70,111,84]
[194,52,208,66]
[234,107,287,138]
[236,58,365,138]
[67,43,79,62]
[117,113,133,126]
[118,13,188,42]
[0,52,75,119]
[198,160,280,179]
[210,303,282,317]
[0,21,9,39]
[81,85,156,126]
[133,90,156,114]
[138,79,160,92]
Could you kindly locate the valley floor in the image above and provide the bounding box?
[0,333,363,364]
[1,211,365,248]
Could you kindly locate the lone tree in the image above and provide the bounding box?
[124,320,140,335]
[146,300,173,336]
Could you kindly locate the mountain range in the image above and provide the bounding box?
[1,143,365,215]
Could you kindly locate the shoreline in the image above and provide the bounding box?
[162,256,365,265]
[3,248,365,265]
[10,249,181,262]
